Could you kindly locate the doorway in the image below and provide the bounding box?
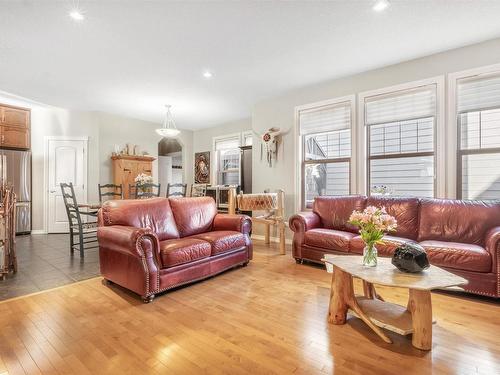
[45,136,88,233]
[158,138,184,196]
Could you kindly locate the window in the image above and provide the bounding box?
[364,85,437,197]
[214,136,240,185]
[457,73,500,199]
[298,99,352,209]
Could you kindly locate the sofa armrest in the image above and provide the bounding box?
[213,214,252,235]
[288,212,321,233]
[98,225,160,260]
[97,225,161,297]
[485,226,500,273]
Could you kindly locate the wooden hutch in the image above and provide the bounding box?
[111,154,156,199]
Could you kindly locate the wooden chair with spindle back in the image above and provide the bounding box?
[190,184,207,197]
[134,183,161,199]
[98,183,123,203]
[60,182,98,257]
[167,183,187,198]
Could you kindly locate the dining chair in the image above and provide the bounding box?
[190,183,207,197]
[134,183,161,199]
[60,182,98,257]
[167,183,187,198]
[98,183,123,203]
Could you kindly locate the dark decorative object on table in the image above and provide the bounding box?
[391,243,430,273]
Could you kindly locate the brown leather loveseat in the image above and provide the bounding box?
[97,197,252,302]
[289,196,500,298]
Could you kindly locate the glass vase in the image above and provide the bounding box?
[363,244,378,267]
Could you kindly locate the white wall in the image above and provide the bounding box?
[252,37,500,231]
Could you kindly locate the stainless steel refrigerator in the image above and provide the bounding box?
[0,150,31,234]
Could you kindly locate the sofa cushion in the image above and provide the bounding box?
[366,196,419,240]
[419,240,492,273]
[101,197,179,241]
[159,238,211,268]
[313,195,366,233]
[350,235,414,256]
[304,228,355,252]
[418,199,500,246]
[191,231,246,255]
[169,197,218,237]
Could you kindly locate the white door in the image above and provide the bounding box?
[46,138,88,233]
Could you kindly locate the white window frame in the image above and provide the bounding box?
[242,130,253,146]
[294,95,356,211]
[212,132,242,185]
[447,63,500,199]
[358,76,445,198]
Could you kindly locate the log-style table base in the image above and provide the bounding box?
[328,266,433,351]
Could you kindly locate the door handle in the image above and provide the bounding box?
[50,189,56,193]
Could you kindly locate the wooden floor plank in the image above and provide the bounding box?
[0,240,498,374]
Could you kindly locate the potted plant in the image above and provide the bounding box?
[348,206,397,267]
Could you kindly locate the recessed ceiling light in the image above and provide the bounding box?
[372,0,390,12]
[69,10,85,21]
[203,71,213,79]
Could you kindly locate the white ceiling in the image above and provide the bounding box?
[1,1,500,130]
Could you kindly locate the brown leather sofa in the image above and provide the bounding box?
[97,197,252,302]
[289,196,500,298]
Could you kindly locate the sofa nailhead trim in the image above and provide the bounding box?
[142,260,248,298]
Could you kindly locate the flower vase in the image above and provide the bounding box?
[363,244,378,267]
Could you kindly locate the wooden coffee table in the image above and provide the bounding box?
[323,254,467,350]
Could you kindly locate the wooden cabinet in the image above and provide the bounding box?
[0,104,30,149]
[111,155,156,199]
[2,126,30,149]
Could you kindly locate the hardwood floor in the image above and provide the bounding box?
[0,240,498,374]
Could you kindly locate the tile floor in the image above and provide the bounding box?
[0,233,100,301]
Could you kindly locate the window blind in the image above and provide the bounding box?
[365,85,436,125]
[457,74,500,113]
[299,102,351,135]
[214,136,240,150]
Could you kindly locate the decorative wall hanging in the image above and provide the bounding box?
[258,127,288,167]
[194,151,210,183]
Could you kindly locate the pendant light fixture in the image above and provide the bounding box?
[156,104,180,137]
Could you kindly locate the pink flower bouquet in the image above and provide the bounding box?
[348,206,397,266]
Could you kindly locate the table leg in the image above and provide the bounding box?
[363,281,385,302]
[328,270,335,316]
[328,267,352,324]
[329,269,392,344]
[264,223,270,244]
[408,289,432,350]
[362,280,374,299]
[349,296,392,344]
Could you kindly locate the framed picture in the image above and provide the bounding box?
[194,151,210,184]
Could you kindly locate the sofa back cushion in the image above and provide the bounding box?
[418,198,500,245]
[100,197,180,241]
[169,197,218,237]
[313,195,366,233]
[367,196,420,240]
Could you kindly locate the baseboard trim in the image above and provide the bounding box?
[251,234,292,245]
[30,230,48,235]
